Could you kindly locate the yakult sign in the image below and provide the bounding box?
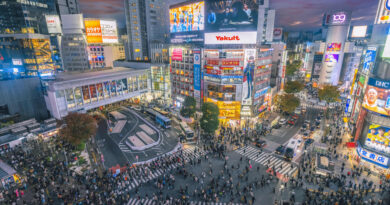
[205,32,257,45]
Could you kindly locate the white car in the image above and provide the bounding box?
[279,118,287,125]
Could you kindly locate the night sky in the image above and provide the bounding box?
[79,0,378,31]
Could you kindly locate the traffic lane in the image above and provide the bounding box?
[96,120,128,168]
[264,114,304,145]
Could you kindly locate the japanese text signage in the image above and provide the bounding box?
[362,47,377,73]
[193,49,201,97]
[357,146,389,167]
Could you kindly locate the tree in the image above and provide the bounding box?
[275,94,300,114]
[180,96,196,118]
[318,85,340,103]
[200,102,219,134]
[286,60,302,76]
[284,80,304,93]
[59,112,97,146]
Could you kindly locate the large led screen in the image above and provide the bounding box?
[169,1,204,33]
[362,78,390,116]
[326,43,341,52]
[364,124,390,154]
[85,19,118,44]
[205,0,258,32]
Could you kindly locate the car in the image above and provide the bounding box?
[288,119,295,125]
[292,114,299,120]
[253,140,267,148]
[304,139,314,147]
[303,131,310,137]
[279,118,287,125]
[273,124,282,129]
[284,148,294,161]
[275,145,286,155]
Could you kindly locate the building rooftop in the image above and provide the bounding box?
[53,67,147,82]
[0,160,16,180]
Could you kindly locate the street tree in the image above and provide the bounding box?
[318,85,340,103]
[284,80,304,93]
[275,94,300,114]
[200,102,219,134]
[180,96,196,118]
[59,112,97,146]
[286,60,302,76]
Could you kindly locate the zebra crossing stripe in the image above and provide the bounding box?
[279,166,291,175]
[288,167,297,176]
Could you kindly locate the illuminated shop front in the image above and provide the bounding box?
[45,67,149,119]
[205,98,241,127]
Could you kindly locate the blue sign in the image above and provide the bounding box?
[204,73,243,79]
[254,86,269,99]
[357,146,389,168]
[386,0,390,11]
[345,99,350,113]
[193,52,201,93]
[368,77,390,89]
[362,48,376,73]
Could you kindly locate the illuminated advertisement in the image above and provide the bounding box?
[100,20,118,43]
[170,1,204,44]
[204,31,257,44]
[171,48,183,61]
[324,54,339,63]
[357,145,389,168]
[362,78,390,116]
[205,0,258,32]
[85,19,103,43]
[362,47,377,73]
[194,49,201,98]
[328,11,349,25]
[383,33,390,58]
[206,98,241,119]
[12,59,23,66]
[375,0,390,24]
[326,43,341,52]
[364,124,390,154]
[242,49,256,102]
[351,26,367,38]
[169,1,204,33]
[85,19,118,44]
[45,15,62,34]
[273,28,283,40]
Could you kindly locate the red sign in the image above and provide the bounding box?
[172,48,183,61]
[216,35,240,41]
[221,60,240,66]
[207,59,219,65]
[346,142,356,148]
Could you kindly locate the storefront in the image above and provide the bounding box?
[356,144,390,176]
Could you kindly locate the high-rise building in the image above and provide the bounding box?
[56,0,80,15]
[318,11,351,86]
[124,0,169,61]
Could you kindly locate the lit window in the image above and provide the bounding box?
[135,49,140,52]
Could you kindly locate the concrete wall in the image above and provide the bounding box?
[0,78,49,121]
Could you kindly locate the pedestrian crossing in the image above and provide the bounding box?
[119,142,132,153]
[118,146,207,194]
[127,198,243,205]
[235,146,297,181]
[301,102,327,110]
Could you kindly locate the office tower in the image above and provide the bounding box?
[318,11,351,86]
[56,0,80,15]
[124,0,169,61]
[61,14,90,71]
[0,0,59,78]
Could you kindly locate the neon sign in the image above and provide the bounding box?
[386,0,390,11]
[332,14,346,24]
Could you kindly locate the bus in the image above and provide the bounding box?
[153,107,169,117]
[179,122,194,141]
[146,109,171,128]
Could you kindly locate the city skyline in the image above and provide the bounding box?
[80,0,378,30]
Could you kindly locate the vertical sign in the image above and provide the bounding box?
[363,47,377,73]
[345,99,350,113]
[193,49,201,98]
[172,48,183,61]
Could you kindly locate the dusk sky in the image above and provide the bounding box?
[79,0,378,31]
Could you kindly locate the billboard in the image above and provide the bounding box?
[326,43,341,52]
[85,19,118,44]
[351,26,367,38]
[205,0,258,32]
[242,49,256,102]
[324,54,339,63]
[204,32,257,44]
[273,28,283,40]
[171,48,183,61]
[170,1,205,44]
[169,1,204,33]
[100,20,118,43]
[328,11,350,25]
[45,15,62,34]
[362,47,377,73]
[357,145,389,168]
[383,34,390,58]
[364,124,390,155]
[362,78,390,116]
[193,49,201,98]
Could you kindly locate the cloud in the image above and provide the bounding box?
[79,0,125,27]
